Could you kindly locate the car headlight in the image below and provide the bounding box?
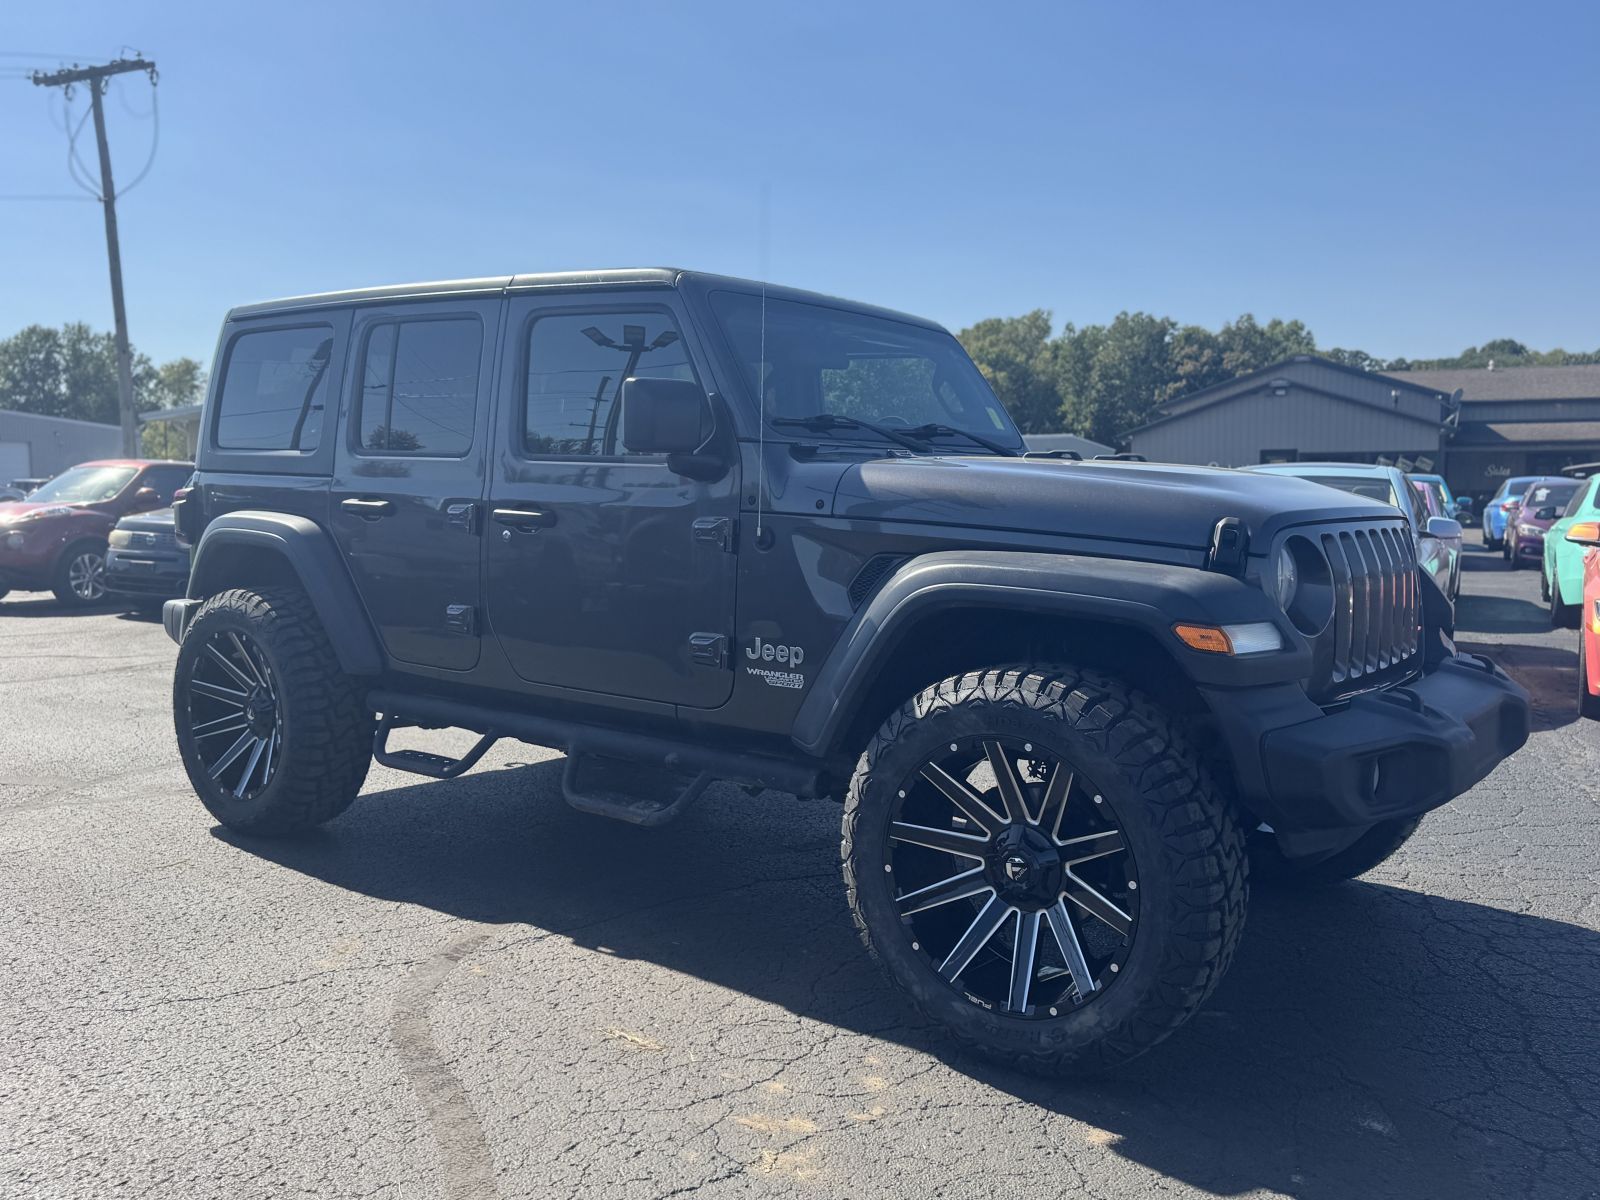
[1518,524,1540,536]
[3,531,24,551]
[1272,543,1299,609]
[108,528,132,548]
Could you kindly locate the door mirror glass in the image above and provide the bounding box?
[1422,516,1462,540]
[620,377,709,455]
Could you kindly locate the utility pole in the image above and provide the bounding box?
[31,58,157,456]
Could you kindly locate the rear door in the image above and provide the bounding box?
[329,298,501,673]
[484,292,738,708]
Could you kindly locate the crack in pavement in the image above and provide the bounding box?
[391,931,499,1200]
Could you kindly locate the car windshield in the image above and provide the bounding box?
[1292,474,1398,505]
[710,291,1023,451]
[1495,476,1540,501]
[25,465,137,504]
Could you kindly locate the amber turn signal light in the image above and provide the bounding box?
[1173,624,1233,654]
[1565,521,1600,546]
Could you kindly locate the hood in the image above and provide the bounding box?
[831,456,1400,552]
[0,500,95,525]
[114,507,176,532]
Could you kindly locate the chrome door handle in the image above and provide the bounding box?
[341,497,394,518]
[492,507,555,531]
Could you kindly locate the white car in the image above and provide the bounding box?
[1246,463,1463,602]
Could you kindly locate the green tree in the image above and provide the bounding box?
[956,310,1064,434]
[139,356,206,457]
[1056,312,1178,444]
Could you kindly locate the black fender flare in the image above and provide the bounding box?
[790,549,1309,757]
[187,511,385,676]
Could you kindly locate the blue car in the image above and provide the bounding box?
[1483,475,1544,550]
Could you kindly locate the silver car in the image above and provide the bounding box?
[1246,463,1463,602]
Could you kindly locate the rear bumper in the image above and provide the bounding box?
[1215,654,1530,833]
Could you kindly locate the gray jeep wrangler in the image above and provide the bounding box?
[165,269,1529,1072]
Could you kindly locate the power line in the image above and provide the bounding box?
[30,56,159,456]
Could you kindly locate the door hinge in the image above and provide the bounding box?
[446,502,479,534]
[692,516,737,553]
[688,632,728,669]
[444,604,477,636]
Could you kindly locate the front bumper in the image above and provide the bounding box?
[1209,653,1529,835]
[105,549,189,597]
[1255,654,1529,830]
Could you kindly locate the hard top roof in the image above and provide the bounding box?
[227,268,944,330]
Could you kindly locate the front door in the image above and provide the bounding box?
[485,293,738,708]
[329,298,500,673]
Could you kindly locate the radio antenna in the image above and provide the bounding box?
[754,183,770,539]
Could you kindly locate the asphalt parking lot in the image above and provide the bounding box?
[2,544,1596,1200]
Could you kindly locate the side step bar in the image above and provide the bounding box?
[561,755,711,827]
[366,689,828,799]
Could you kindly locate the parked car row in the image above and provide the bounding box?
[0,459,192,608]
[1245,462,1463,602]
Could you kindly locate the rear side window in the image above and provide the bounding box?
[522,312,695,457]
[356,318,482,456]
[215,326,334,451]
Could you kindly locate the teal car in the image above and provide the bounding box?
[1542,474,1600,626]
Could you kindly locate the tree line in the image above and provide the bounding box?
[955,312,1600,445]
[3,318,1596,457]
[0,323,205,457]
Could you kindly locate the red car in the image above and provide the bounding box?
[1573,520,1600,719]
[0,459,193,607]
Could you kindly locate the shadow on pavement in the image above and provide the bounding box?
[1455,593,1550,634]
[0,594,123,618]
[222,765,1599,1199]
[1459,639,1578,730]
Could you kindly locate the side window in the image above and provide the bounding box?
[1568,482,1594,518]
[356,318,482,456]
[522,311,695,457]
[140,466,192,502]
[215,326,334,451]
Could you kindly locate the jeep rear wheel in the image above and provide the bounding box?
[842,665,1247,1074]
[174,586,373,836]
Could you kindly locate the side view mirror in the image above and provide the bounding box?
[129,486,162,511]
[1422,516,1462,540]
[620,377,709,455]
[1565,521,1600,547]
[1535,506,1559,521]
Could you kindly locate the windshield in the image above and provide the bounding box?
[710,291,1022,450]
[1494,476,1541,501]
[25,465,137,505]
[1293,474,1398,506]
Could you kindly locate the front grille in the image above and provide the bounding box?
[128,530,178,552]
[1316,522,1421,689]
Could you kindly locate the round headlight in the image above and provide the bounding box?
[1273,543,1299,609]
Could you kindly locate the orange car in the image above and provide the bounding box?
[1573,520,1600,719]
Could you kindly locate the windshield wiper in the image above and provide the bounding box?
[770,413,931,454]
[899,422,1019,457]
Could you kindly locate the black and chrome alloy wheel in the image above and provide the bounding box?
[889,737,1137,1017]
[183,627,282,801]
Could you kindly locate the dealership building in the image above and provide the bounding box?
[1125,357,1600,502]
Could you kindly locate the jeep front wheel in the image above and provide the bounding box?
[842,665,1247,1074]
[174,586,373,836]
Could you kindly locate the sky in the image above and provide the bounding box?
[2,1,1597,369]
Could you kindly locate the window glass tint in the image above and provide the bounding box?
[523,312,695,456]
[1565,482,1593,518]
[356,319,481,456]
[215,326,333,450]
[1299,475,1397,505]
[710,291,1020,446]
[140,466,192,502]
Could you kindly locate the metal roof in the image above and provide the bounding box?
[1385,364,1600,403]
